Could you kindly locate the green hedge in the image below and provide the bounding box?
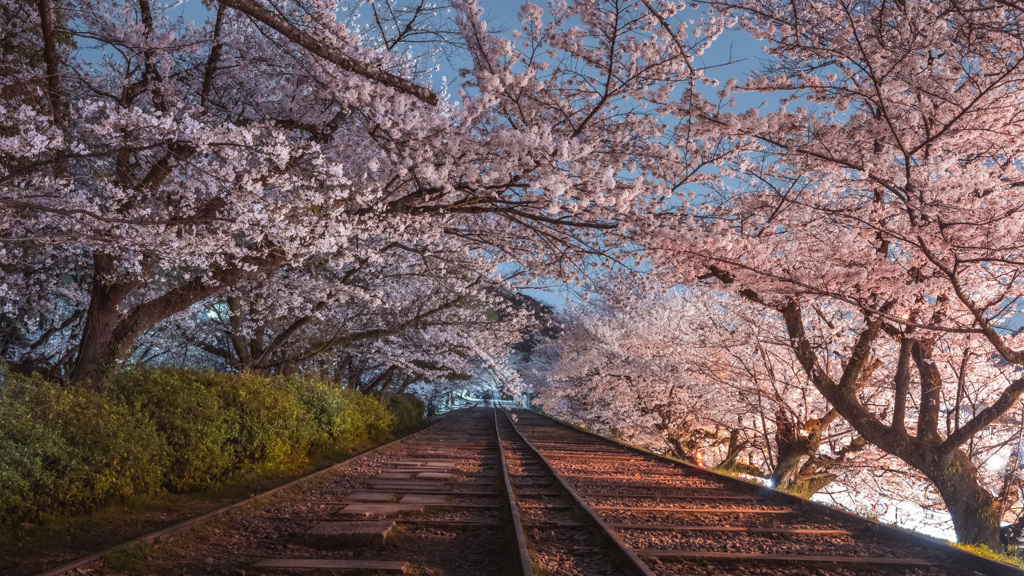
[0,368,423,526]
[284,375,394,453]
[388,393,426,434]
[0,372,166,523]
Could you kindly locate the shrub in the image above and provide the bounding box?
[351,391,394,446]
[113,369,235,492]
[0,366,426,526]
[0,371,166,524]
[193,371,314,468]
[286,375,360,453]
[388,393,425,434]
[287,375,395,450]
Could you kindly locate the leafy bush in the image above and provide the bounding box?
[113,369,235,492]
[388,393,425,434]
[286,375,360,452]
[350,391,395,446]
[0,371,166,524]
[192,371,314,467]
[0,366,423,526]
[284,376,398,453]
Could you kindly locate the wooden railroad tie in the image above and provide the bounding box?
[254,559,409,573]
[635,549,934,567]
[611,523,850,535]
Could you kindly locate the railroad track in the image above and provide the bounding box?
[247,407,515,575]
[45,406,1021,576]
[45,406,605,576]
[501,408,1022,576]
[495,407,633,576]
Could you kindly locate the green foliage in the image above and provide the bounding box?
[388,393,425,434]
[952,543,1024,569]
[351,391,395,445]
[0,366,423,526]
[192,370,314,467]
[285,375,392,453]
[286,375,357,453]
[0,371,166,524]
[113,369,234,492]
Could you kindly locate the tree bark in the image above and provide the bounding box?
[775,298,1004,546]
[925,449,1001,547]
[70,254,139,387]
[770,413,840,498]
[716,429,745,471]
[35,0,67,177]
[772,436,810,492]
[226,295,252,368]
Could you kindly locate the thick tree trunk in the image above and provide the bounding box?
[772,409,803,488]
[225,295,253,368]
[716,429,744,470]
[667,435,699,465]
[72,306,159,388]
[770,410,834,497]
[69,308,120,387]
[850,425,1003,547]
[71,251,285,387]
[70,255,138,387]
[772,442,808,489]
[715,428,764,478]
[773,301,1003,546]
[770,432,838,498]
[925,449,1001,547]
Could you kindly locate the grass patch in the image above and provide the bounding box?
[953,543,1024,568]
[102,542,158,572]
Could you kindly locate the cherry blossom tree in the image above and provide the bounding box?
[656,0,1024,546]
[6,0,1024,548]
[198,241,522,369]
[535,284,870,496]
[536,284,1024,540]
[537,294,724,464]
[1,0,724,387]
[686,298,870,497]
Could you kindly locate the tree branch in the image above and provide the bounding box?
[943,375,1024,450]
[215,0,438,105]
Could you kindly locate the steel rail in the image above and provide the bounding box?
[499,408,657,576]
[32,410,458,576]
[526,408,1024,576]
[493,407,535,576]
